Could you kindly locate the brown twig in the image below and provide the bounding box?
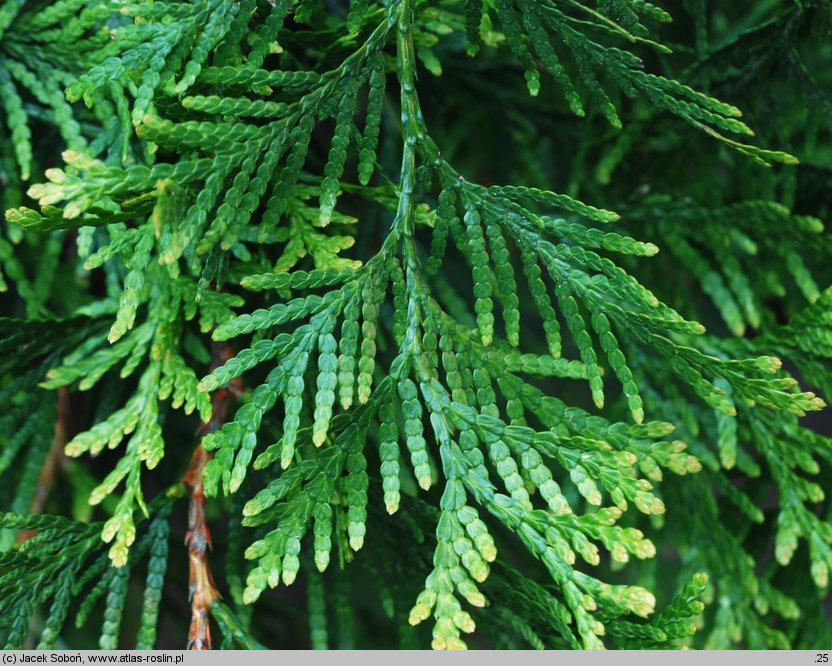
[19,232,80,541]
[18,386,71,543]
[183,342,242,650]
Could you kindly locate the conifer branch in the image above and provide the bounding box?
[184,341,241,650]
[184,441,219,650]
[0,0,829,650]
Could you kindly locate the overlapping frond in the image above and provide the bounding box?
[0,0,828,651]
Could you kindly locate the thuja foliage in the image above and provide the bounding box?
[0,0,830,650]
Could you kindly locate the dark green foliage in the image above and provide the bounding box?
[0,0,830,651]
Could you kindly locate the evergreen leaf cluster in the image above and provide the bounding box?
[0,0,830,650]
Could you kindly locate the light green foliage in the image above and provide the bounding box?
[0,0,830,652]
[378,393,401,514]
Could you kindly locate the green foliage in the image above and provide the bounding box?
[0,503,173,649]
[0,0,830,651]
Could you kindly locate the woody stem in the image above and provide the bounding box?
[184,341,241,650]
